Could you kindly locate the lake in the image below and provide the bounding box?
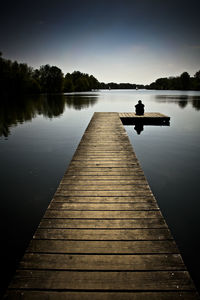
[0,89,200,295]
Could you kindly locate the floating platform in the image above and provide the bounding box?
[119,112,170,125]
[4,112,199,299]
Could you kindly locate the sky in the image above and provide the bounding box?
[1,0,200,84]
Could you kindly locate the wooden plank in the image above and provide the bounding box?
[72,157,138,160]
[34,228,172,240]
[60,179,148,185]
[67,166,142,171]
[72,157,138,161]
[44,210,162,219]
[65,171,145,176]
[20,253,185,271]
[79,138,130,141]
[47,202,158,210]
[76,146,134,149]
[62,175,146,180]
[74,149,136,153]
[9,270,194,290]
[60,177,149,185]
[58,184,150,190]
[73,152,136,156]
[39,218,167,229]
[4,291,199,300]
[52,195,156,203]
[57,184,150,191]
[69,163,140,167]
[55,191,154,197]
[27,240,179,254]
[73,145,133,149]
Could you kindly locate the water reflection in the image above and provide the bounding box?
[0,94,98,138]
[65,95,98,110]
[39,95,66,118]
[122,119,170,135]
[134,123,144,135]
[178,100,188,109]
[156,95,200,110]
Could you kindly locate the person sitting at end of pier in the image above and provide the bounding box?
[135,100,145,115]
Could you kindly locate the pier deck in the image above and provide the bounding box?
[119,112,170,125]
[4,112,199,299]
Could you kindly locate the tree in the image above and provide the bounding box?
[180,72,190,90]
[64,73,74,92]
[64,71,100,92]
[38,64,64,93]
[147,70,200,91]
[89,75,100,90]
[193,70,200,90]
[194,70,200,80]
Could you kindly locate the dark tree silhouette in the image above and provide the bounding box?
[36,65,64,93]
[1,52,199,94]
[63,71,100,92]
[64,73,74,92]
[0,54,40,94]
[147,70,200,91]
[180,72,190,90]
[195,70,200,80]
[193,71,200,90]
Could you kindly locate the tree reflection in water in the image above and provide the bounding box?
[65,94,98,110]
[155,95,200,110]
[0,94,98,138]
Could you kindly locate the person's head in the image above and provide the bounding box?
[138,100,142,104]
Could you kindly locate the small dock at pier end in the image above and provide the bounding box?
[119,112,170,125]
[4,112,199,299]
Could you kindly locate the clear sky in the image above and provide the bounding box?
[1,0,200,84]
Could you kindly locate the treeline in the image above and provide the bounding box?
[147,71,200,90]
[1,52,200,94]
[100,82,145,89]
[0,52,146,95]
[64,71,100,92]
[0,53,100,95]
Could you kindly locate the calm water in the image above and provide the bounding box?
[0,90,200,295]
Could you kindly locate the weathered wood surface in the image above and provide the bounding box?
[119,112,170,126]
[119,112,169,118]
[4,112,199,300]
[4,291,199,300]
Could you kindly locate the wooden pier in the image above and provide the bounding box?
[119,112,170,125]
[4,112,199,299]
